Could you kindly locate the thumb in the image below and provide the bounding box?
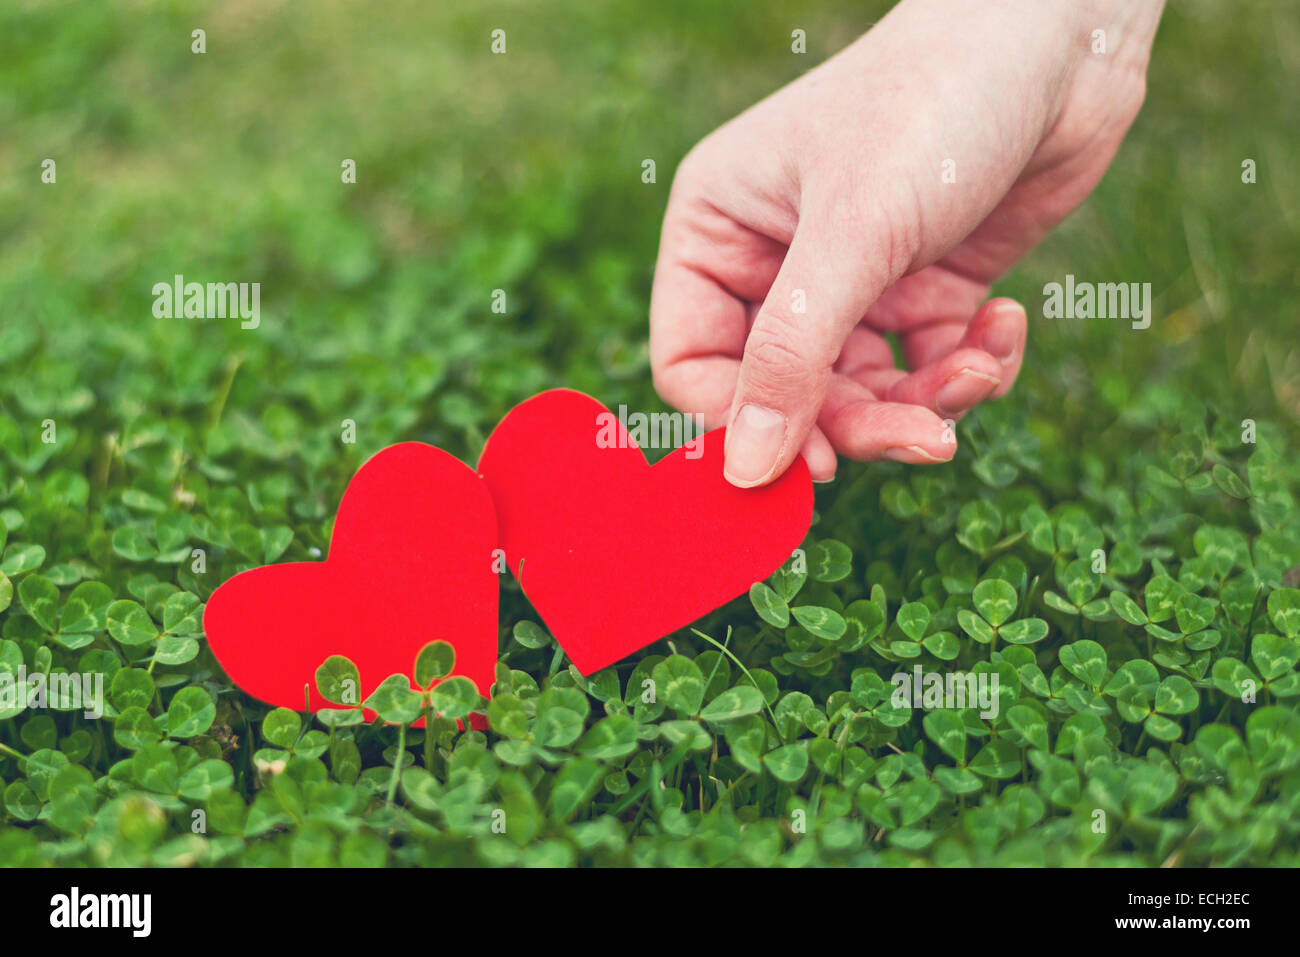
[724,222,887,488]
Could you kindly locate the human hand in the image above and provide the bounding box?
[650,0,1164,486]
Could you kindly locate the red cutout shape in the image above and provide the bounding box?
[203,443,498,717]
[478,389,813,674]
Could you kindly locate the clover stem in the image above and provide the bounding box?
[835,711,862,751]
[547,643,566,677]
[609,739,691,817]
[691,627,779,731]
[809,770,825,817]
[710,771,752,812]
[0,742,27,768]
[1242,585,1262,645]
[424,699,434,772]
[628,792,653,835]
[386,722,406,806]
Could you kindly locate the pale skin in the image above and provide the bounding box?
[650,0,1165,487]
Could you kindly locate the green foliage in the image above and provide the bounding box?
[0,0,1298,867]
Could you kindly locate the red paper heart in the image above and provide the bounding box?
[478,389,813,674]
[203,442,498,716]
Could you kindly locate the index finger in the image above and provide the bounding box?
[648,193,786,426]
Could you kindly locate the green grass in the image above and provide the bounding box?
[0,0,1297,866]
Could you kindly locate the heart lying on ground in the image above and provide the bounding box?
[478,389,813,674]
[203,442,498,715]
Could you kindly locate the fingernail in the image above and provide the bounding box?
[935,368,1001,417]
[724,404,786,487]
[985,304,1023,362]
[883,445,946,464]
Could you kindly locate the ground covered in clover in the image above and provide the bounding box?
[0,0,1298,866]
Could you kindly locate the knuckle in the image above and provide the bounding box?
[1123,74,1148,124]
[745,325,817,389]
[669,140,717,197]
